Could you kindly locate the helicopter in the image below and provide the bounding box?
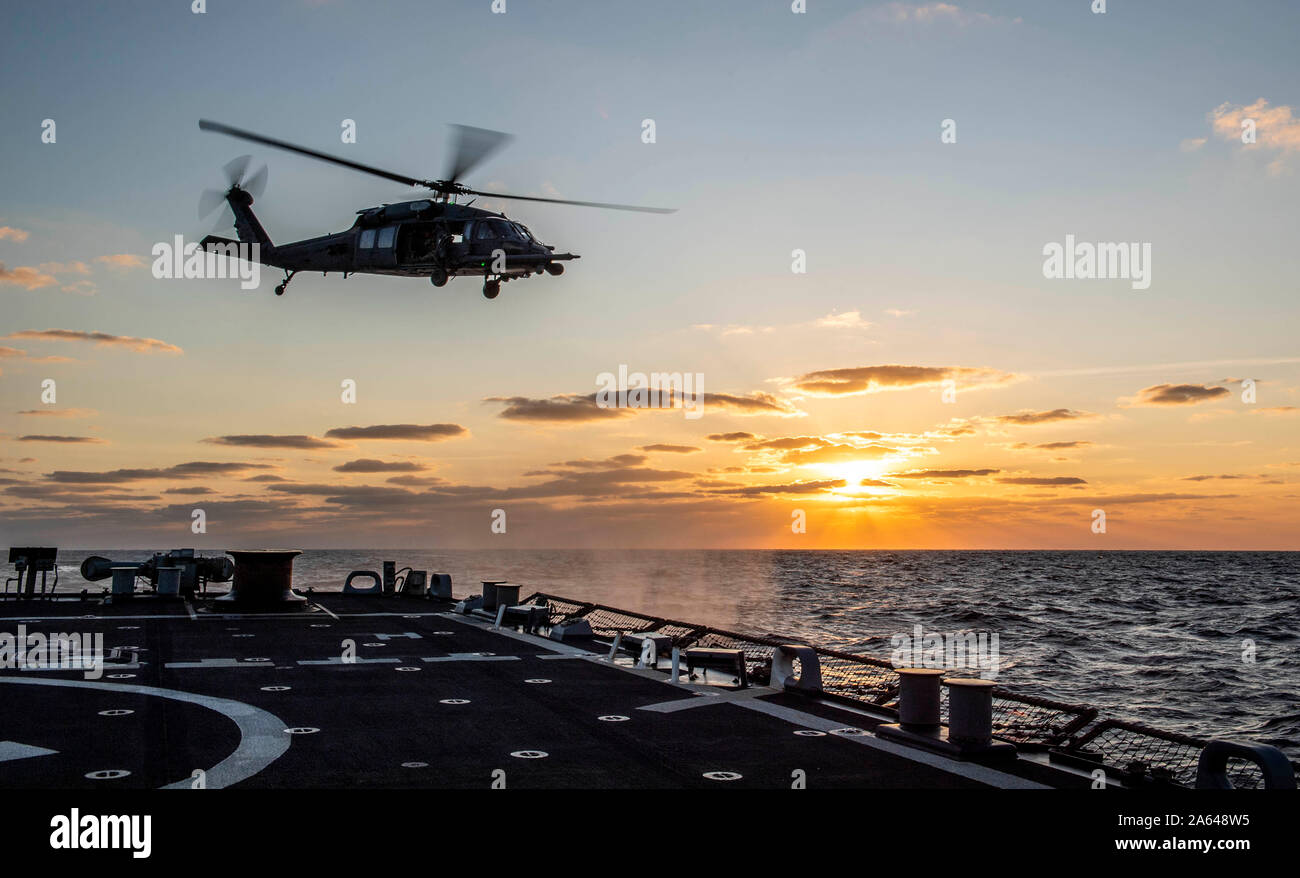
[196,119,674,299]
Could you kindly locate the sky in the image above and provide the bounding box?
[1,0,1298,550]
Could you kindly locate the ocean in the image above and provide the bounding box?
[56,548,1300,758]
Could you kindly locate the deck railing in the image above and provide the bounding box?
[520,590,1290,789]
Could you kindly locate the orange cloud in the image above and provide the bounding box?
[6,329,182,354]
[1128,383,1230,407]
[0,263,58,290]
[96,253,145,269]
[1209,98,1300,172]
[787,364,1015,397]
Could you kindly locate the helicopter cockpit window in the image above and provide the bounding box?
[474,222,496,240]
[486,219,525,241]
[510,223,532,241]
[358,229,376,249]
[376,225,397,249]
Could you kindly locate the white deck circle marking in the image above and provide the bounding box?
[830,727,868,737]
[117,626,140,630]
[396,667,420,672]
[703,771,742,781]
[107,673,136,679]
[244,657,271,663]
[510,750,548,759]
[440,698,470,705]
[598,715,630,722]
[260,685,291,692]
[284,727,319,735]
[363,643,385,647]
[524,678,551,684]
[794,729,827,737]
[401,761,428,768]
[0,677,290,789]
[233,634,255,638]
[98,709,134,717]
[86,769,130,780]
[310,624,331,628]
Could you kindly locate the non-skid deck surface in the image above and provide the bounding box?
[0,594,1026,789]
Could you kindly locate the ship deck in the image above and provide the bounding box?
[0,593,1094,790]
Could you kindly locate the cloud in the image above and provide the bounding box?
[1251,406,1298,416]
[815,310,872,329]
[0,226,30,242]
[324,423,468,441]
[489,390,799,421]
[163,486,215,495]
[692,323,776,337]
[787,364,1015,397]
[1209,98,1300,173]
[995,476,1087,486]
[386,475,447,486]
[1128,383,1230,407]
[96,253,145,269]
[488,393,627,423]
[737,435,903,466]
[871,2,1010,26]
[17,435,107,444]
[1007,440,1093,452]
[995,408,1096,425]
[37,261,90,275]
[704,392,804,417]
[541,454,648,471]
[639,444,701,454]
[889,468,999,479]
[205,434,340,450]
[704,479,846,496]
[16,408,96,418]
[885,308,914,318]
[46,461,273,483]
[0,263,58,290]
[707,432,758,443]
[1179,137,1207,153]
[6,329,182,354]
[332,459,428,473]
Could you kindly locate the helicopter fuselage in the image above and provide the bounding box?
[202,195,577,298]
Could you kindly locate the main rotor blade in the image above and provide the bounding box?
[200,119,425,189]
[443,125,513,186]
[462,188,676,214]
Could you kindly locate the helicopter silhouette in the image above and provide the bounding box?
[197,119,674,299]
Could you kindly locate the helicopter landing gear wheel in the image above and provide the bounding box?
[483,279,501,299]
[430,268,448,287]
[274,269,297,297]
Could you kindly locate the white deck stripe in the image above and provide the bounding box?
[0,677,289,789]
